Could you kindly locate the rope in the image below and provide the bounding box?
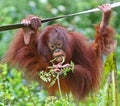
[0,2,120,32]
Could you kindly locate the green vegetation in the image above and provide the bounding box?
[0,53,120,106]
[0,0,120,105]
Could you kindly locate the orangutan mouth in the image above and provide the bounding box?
[55,55,65,63]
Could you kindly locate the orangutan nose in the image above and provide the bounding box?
[54,49,61,53]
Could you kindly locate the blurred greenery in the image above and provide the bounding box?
[0,0,120,106]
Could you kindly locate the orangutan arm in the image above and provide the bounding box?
[93,4,116,56]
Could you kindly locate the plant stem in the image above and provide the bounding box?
[112,70,116,106]
[112,53,117,106]
[57,73,62,98]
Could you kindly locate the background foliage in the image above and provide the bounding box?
[0,0,120,106]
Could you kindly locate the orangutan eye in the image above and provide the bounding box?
[57,42,62,48]
[48,43,56,50]
[51,45,55,49]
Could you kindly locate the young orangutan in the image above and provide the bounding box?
[3,4,116,100]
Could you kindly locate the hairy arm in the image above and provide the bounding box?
[3,15,48,75]
[93,4,116,56]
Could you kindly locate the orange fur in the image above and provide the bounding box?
[3,23,116,100]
